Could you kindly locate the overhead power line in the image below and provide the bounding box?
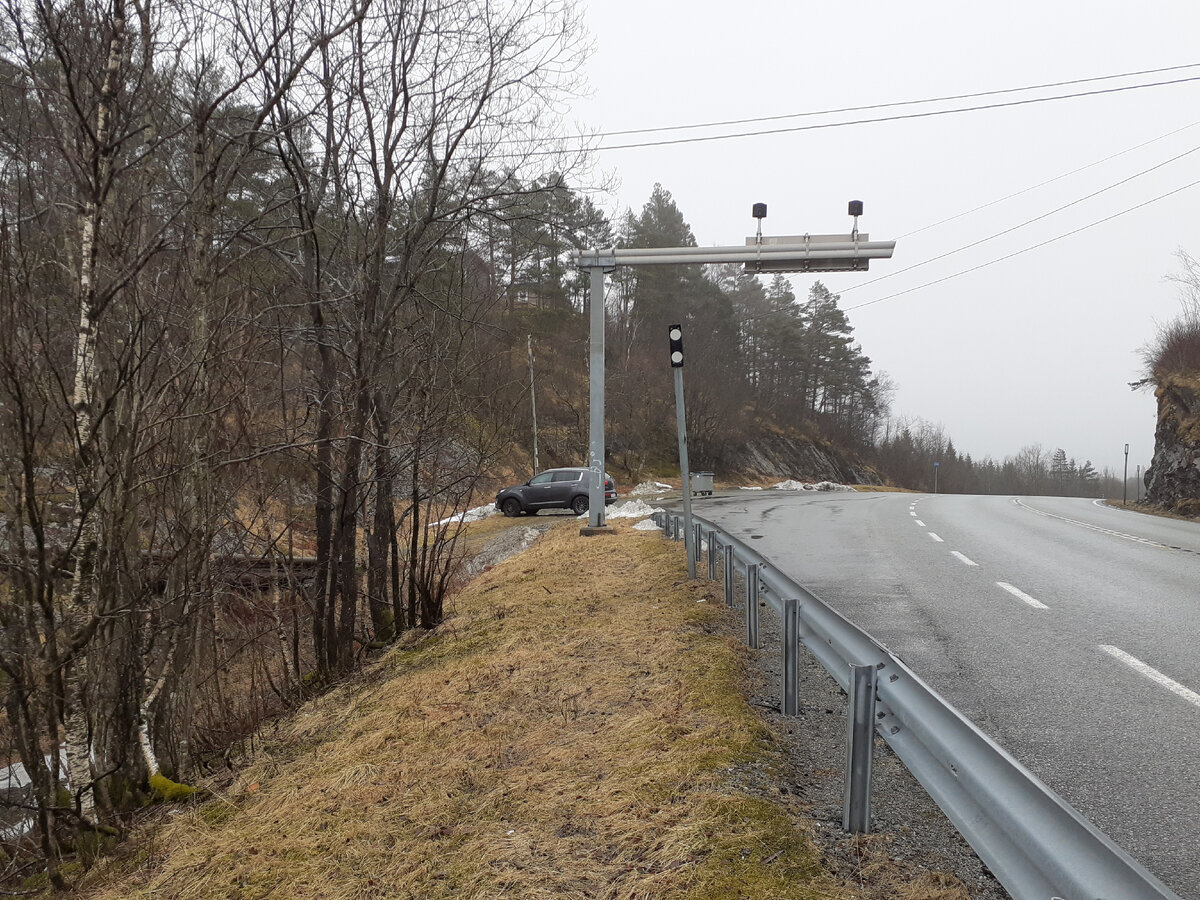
[593,62,1200,140]
[895,119,1200,240]
[840,140,1200,294]
[843,177,1200,312]
[588,75,1200,152]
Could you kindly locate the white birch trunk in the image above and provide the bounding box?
[63,0,128,824]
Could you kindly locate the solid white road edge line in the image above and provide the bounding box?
[996,581,1050,610]
[950,551,978,566]
[1099,645,1200,709]
[928,532,944,542]
[1014,498,1170,549]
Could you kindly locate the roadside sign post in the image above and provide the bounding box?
[573,203,896,535]
[934,460,940,494]
[1124,443,1130,506]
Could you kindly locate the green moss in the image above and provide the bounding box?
[75,829,118,865]
[20,869,50,890]
[149,773,198,802]
[21,861,83,892]
[681,796,826,899]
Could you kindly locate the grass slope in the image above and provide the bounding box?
[80,520,932,899]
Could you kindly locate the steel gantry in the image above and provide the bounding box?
[571,204,896,532]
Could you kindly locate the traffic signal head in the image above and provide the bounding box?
[669,324,684,367]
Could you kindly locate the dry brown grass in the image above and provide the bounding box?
[77,520,966,900]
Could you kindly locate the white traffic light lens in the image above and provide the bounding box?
[671,351,683,364]
[669,328,682,341]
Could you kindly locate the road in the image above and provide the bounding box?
[697,490,1200,899]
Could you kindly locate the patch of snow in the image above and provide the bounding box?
[428,503,498,528]
[771,479,852,492]
[632,519,660,531]
[630,481,674,496]
[772,479,808,491]
[739,486,764,491]
[595,499,664,520]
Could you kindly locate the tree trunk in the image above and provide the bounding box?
[366,398,394,643]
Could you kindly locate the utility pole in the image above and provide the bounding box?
[934,461,940,494]
[669,325,695,579]
[527,334,539,473]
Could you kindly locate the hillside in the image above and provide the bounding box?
[76,519,971,900]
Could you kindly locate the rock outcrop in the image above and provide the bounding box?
[726,432,882,486]
[1145,372,1200,515]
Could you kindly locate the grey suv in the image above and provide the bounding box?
[495,467,617,517]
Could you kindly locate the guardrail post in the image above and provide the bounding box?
[843,664,878,834]
[672,515,681,542]
[723,546,735,608]
[781,598,799,716]
[693,522,702,573]
[708,534,718,581]
[745,564,760,649]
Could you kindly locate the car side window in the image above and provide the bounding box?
[551,471,581,483]
[529,472,554,485]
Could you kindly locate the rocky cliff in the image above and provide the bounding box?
[727,432,883,486]
[1145,372,1200,515]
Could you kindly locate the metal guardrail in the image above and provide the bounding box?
[653,510,1183,900]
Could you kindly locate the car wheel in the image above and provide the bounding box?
[571,494,589,516]
[501,498,522,518]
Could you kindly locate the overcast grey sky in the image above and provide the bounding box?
[568,0,1200,477]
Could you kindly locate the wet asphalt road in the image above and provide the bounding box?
[695,490,1200,899]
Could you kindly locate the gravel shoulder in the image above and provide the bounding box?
[721,576,1010,899]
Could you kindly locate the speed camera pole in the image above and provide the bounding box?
[670,324,696,579]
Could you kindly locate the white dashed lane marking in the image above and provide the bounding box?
[950,551,978,566]
[914,519,925,527]
[996,581,1050,610]
[1100,645,1200,709]
[928,532,944,543]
